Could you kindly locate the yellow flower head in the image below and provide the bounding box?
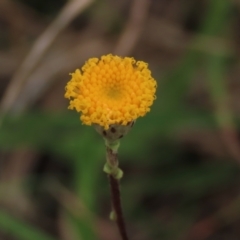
[65,54,157,129]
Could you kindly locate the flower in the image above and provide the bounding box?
[65,54,157,129]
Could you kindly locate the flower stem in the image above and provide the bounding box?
[109,175,129,240]
[105,144,129,240]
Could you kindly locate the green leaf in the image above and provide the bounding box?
[0,210,57,240]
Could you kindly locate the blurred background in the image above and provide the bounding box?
[0,0,240,239]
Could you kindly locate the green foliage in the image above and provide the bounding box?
[0,210,57,240]
[0,0,239,239]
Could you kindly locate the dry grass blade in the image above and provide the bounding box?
[0,0,94,114]
[114,0,151,55]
